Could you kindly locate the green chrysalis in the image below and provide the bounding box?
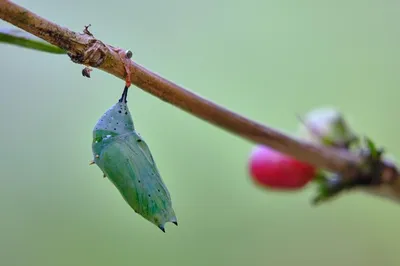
[91,86,177,232]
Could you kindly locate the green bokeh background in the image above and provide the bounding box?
[1,1,400,265]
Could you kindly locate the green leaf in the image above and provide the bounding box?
[0,28,66,54]
[364,137,378,159]
[313,170,327,183]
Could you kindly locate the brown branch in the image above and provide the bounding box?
[1,0,399,201]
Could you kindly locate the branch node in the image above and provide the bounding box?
[68,39,107,67]
[312,140,399,204]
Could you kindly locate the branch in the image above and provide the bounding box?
[1,0,399,202]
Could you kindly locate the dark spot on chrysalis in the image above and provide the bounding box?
[125,112,128,115]
[148,194,151,197]
[157,189,160,192]
[137,139,142,143]
[116,122,119,124]
[125,123,127,126]
[114,128,116,130]
[118,110,121,113]
[138,180,141,183]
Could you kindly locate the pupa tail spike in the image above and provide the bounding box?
[158,224,166,233]
[170,217,178,226]
[118,85,129,103]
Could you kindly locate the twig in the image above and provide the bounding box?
[1,0,399,201]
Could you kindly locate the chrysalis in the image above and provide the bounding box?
[91,86,177,232]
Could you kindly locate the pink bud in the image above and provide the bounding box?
[248,145,316,190]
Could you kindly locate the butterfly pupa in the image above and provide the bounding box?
[91,86,177,232]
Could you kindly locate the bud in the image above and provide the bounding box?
[298,107,357,148]
[248,145,316,190]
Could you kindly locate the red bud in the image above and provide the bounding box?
[248,145,316,190]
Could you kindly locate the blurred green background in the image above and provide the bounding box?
[1,0,400,265]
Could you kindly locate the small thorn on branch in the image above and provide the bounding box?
[82,67,93,78]
[83,24,93,36]
[125,49,132,59]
